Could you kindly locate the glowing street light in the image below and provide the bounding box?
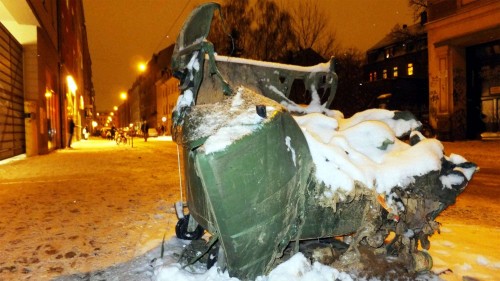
[119,91,129,130]
[66,75,77,93]
[113,106,118,111]
[138,62,147,73]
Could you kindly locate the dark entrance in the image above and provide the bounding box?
[466,40,500,139]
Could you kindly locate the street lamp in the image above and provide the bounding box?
[161,116,167,136]
[119,91,129,132]
[138,62,147,73]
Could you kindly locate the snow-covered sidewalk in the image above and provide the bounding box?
[0,137,180,280]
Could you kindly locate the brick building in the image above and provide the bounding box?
[0,0,93,160]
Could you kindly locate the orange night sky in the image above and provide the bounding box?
[83,0,414,111]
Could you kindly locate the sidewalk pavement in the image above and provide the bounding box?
[0,137,182,280]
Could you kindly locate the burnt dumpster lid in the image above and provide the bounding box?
[173,2,219,53]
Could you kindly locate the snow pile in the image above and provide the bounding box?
[255,253,354,281]
[280,84,338,117]
[294,112,444,194]
[185,86,282,154]
[154,247,356,281]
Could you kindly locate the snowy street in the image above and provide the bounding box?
[426,141,500,280]
[0,137,498,280]
[0,137,180,280]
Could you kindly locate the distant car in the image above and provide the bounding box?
[147,128,158,137]
[100,127,111,139]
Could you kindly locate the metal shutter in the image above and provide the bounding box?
[0,23,24,161]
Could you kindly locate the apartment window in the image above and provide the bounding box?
[369,73,373,82]
[383,69,388,79]
[408,63,414,76]
[373,72,377,80]
[385,48,393,59]
[393,67,398,77]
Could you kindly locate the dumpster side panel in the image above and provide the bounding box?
[300,179,368,239]
[184,148,218,233]
[191,111,313,279]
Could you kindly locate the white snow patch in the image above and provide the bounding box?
[175,89,194,109]
[439,173,465,189]
[461,263,473,271]
[294,112,443,194]
[198,87,281,154]
[255,252,354,281]
[476,255,490,266]
[285,136,297,167]
[441,241,455,248]
[214,54,332,73]
[154,251,356,281]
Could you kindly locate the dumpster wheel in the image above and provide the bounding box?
[207,241,226,271]
[175,214,204,240]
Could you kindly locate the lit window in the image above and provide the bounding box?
[408,63,414,76]
[369,73,373,81]
[393,67,398,77]
[385,49,392,58]
[383,69,388,79]
[373,72,377,80]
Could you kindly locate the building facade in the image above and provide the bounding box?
[154,45,177,135]
[363,22,429,123]
[426,0,500,140]
[0,0,93,160]
[118,44,179,136]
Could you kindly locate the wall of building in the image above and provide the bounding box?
[156,77,179,135]
[363,23,429,125]
[0,0,93,160]
[427,0,500,140]
[37,26,61,153]
[121,45,178,136]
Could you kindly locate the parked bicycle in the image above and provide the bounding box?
[115,130,127,145]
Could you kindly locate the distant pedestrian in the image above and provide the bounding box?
[83,126,89,140]
[111,126,117,140]
[141,121,149,142]
[68,117,75,148]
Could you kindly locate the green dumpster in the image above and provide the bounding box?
[170,3,477,280]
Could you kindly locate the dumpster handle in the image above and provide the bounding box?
[175,201,184,219]
[176,144,184,219]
